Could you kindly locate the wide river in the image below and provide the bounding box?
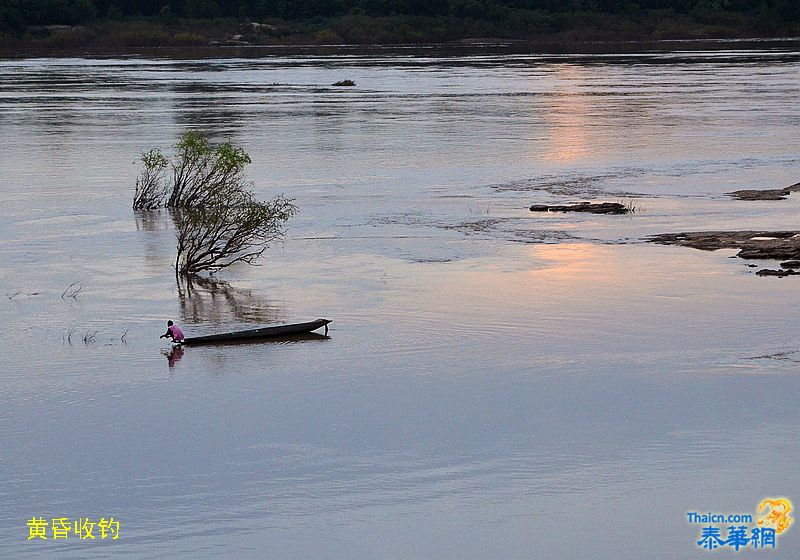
[1,45,799,559]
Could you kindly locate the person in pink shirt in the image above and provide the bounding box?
[160,320,185,343]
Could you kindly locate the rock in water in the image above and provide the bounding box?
[729,182,800,200]
[648,231,800,261]
[529,202,629,214]
[756,269,800,277]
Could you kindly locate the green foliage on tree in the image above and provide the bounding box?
[132,148,168,209]
[184,0,220,18]
[8,0,800,25]
[158,4,176,24]
[166,131,252,208]
[4,0,97,26]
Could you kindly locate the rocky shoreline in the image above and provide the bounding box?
[648,230,800,277]
[647,231,800,259]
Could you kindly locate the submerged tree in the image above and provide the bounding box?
[132,131,254,211]
[132,149,168,209]
[167,131,252,209]
[174,192,296,276]
[133,130,296,277]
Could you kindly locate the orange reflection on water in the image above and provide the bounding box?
[527,243,622,284]
[543,65,592,163]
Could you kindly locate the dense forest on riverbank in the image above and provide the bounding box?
[2,0,800,48]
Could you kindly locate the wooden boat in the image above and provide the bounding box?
[181,319,331,345]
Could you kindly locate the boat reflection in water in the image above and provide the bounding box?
[183,331,331,347]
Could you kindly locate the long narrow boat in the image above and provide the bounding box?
[181,319,331,345]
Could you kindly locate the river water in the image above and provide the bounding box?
[1,46,799,558]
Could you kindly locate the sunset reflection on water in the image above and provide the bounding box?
[543,65,593,163]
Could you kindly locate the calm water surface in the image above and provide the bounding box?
[1,48,799,559]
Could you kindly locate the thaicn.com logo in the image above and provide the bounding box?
[687,498,793,551]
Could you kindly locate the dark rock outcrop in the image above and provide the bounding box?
[729,182,800,201]
[781,260,800,269]
[529,202,628,214]
[648,231,800,261]
[756,269,800,277]
[332,80,356,87]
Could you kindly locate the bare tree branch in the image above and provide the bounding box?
[174,195,296,276]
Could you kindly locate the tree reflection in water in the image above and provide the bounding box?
[177,275,285,326]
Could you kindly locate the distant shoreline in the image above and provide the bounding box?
[2,35,800,60]
[2,12,800,56]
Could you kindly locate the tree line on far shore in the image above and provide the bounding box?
[2,0,799,41]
